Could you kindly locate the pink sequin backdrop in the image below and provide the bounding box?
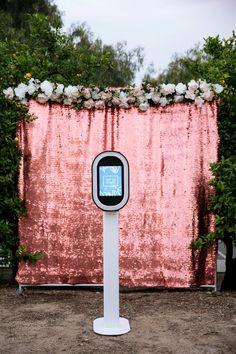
[16,101,218,287]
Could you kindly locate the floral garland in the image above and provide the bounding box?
[3,79,224,111]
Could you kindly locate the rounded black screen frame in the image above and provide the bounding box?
[97,156,124,206]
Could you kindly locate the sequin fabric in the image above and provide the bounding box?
[16,101,218,287]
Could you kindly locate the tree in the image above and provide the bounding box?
[0,0,62,30]
[143,44,207,85]
[147,33,236,290]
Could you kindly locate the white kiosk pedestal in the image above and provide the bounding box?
[93,211,130,335]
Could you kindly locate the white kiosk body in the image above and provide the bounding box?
[92,151,130,336]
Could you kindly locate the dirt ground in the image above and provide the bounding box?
[0,286,235,354]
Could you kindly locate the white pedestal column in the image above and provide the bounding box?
[93,211,130,335]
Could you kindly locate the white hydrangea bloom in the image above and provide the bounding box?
[132,87,145,98]
[127,95,136,104]
[50,84,64,102]
[27,82,37,95]
[3,87,14,100]
[185,90,196,100]
[112,97,120,106]
[213,84,224,94]
[95,100,105,109]
[195,96,205,107]
[14,83,28,100]
[119,101,129,109]
[83,99,95,109]
[151,93,161,104]
[40,80,54,97]
[159,97,168,106]
[145,92,152,100]
[100,91,112,102]
[119,91,129,108]
[188,80,199,92]
[55,84,64,96]
[64,85,79,100]
[160,83,176,96]
[139,102,149,111]
[174,95,184,103]
[82,88,91,99]
[199,81,211,93]
[137,95,146,104]
[202,90,214,101]
[175,83,187,95]
[91,89,100,100]
[36,93,49,104]
[63,98,73,105]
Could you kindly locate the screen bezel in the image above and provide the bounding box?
[97,156,124,206]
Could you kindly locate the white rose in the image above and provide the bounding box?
[64,85,79,100]
[159,97,168,106]
[185,90,196,100]
[139,102,149,111]
[160,83,176,95]
[145,93,152,100]
[112,97,120,106]
[3,87,14,100]
[187,80,198,92]
[202,90,214,101]
[36,93,49,104]
[83,99,95,109]
[101,91,112,101]
[27,82,37,95]
[40,80,54,97]
[132,87,144,97]
[82,88,91,99]
[63,98,73,105]
[136,95,146,104]
[175,83,186,95]
[49,94,62,103]
[127,95,136,104]
[28,78,40,90]
[119,91,128,108]
[14,83,28,100]
[213,84,224,94]
[95,100,105,109]
[199,80,210,92]
[55,84,64,96]
[151,93,161,104]
[174,95,184,103]
[194,96,205,108]
[119,101,129,109]
[91,90,100,100]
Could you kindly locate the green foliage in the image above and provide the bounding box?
[0,12,143,88]
[208,158,236,242]
[192,157,236,251]
[16,245,46,264]
[0,96,27,266]
[143,44,207,85]
[192,232,216,252]
[0,0,62,31]
[203,34,236,158]
[0,1,144,268]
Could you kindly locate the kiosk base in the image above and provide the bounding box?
[93,317,130,336]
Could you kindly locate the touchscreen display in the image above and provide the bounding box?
[99,166,122,196]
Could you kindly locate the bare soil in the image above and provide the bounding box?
[0,286,235,354]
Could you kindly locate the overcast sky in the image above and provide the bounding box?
[54,0,236,83]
